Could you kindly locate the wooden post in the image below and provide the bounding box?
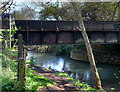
[18,34,25,90]
[18,58,25,90]
[23,45,26,81]
[18,34,23,59]
[18,34,22,81]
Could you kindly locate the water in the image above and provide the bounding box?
[26,51,120,90]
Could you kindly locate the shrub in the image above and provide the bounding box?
[2,68,19,91]
[30,56,38,66]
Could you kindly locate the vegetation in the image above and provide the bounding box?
[1,42,96,91]
[48,44,85,56]
[1,26,19,91]
[56,72,95,90]
[26,56,97,91]
[114,71,120,87]
[29,56,38,67]
[25,68,56,90]
[12,2,120,21]
[27,58,96,91]
[2,68,19,91]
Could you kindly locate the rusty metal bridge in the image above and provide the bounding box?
[13,20,120,45]
[1,17,120,45]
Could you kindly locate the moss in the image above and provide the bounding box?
[45,68,52,71]
[73,82,95,90]
[58,72,69,77]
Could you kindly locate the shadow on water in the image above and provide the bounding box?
[26,51,120,90]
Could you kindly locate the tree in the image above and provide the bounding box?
[112,1,120,20]
[70,2,102,90]
[118,2,120,21]
[13,2,118,21]
[29,2,76,21]
[33,2,118,21]
[39,2,60,20]
[0,0,14,13]
[81,2,117,21]
[15,5,36,20]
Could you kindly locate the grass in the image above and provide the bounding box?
[56,72,69,77]
[56,72,95,91]
[2,48,19,91]
[25,68,56,90]
[73,82,95,90]
[2,68,19,91]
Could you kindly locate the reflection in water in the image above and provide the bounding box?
[26,51,120,90]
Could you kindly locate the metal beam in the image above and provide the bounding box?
[2,20,119,45]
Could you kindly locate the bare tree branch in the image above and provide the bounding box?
[0,0,10,9]
[0,0,13,13]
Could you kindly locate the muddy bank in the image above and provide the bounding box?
[70,50,120,65]
[26,45,55,53]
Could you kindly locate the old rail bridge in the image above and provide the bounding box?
[2,19,120,45]
[14,20,120,45]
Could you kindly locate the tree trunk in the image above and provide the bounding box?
[9,15,12,48]
[118,2,120,21]
[71,3,102,90]
[111,2,120,20]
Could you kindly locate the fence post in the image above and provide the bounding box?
[18,34,25,90]
[23,45,26,81]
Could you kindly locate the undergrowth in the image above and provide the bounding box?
[56,72,95,91]
[25,67,56,90]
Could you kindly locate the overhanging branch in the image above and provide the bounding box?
[0,0,13,13]
[111,1,120,21]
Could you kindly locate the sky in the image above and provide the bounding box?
[12,0,120,11]
[13,0,120,3]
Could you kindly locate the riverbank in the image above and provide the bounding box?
[27,51,120,90]
[70,50,120,65]
[27,63,95,91]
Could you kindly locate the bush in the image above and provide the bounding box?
[30,56,38,66]
[2,68,19,91]
[55,45,73,55]
[54,44,85,56]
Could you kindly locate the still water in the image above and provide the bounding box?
[26,51,120,90]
